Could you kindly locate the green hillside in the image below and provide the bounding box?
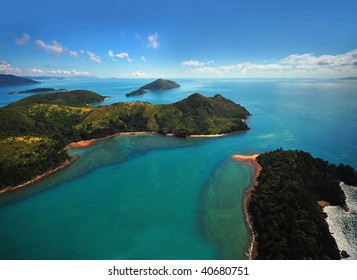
[0,91,249,189]
[125,78,180,96]
[6,90,105,107]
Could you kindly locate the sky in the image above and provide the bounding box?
[0,0,356,78]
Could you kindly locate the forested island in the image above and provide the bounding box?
[125,78,180,96]
[247,149,357,260]
[0,74,40,86]
[8,88,66,94]
[0,90,249,190]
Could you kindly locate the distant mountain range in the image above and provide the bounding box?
[0,74,40,86]
[126,78,180,97]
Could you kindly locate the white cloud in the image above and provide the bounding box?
[127,58,133,63]
[0,60,22,74]
[188,49,357,77]
[70,69,91,76]
[87,51,101,63]
[108,50,131,61]
[182,59,215,66]
[141,56,146,62]
[191,67,224,75]
[28,68,43,74]
[280,49,357,68]
[132,71,149,78]
[147,32,159,49]
[117,52,129,58]
[0,60,91,76]
[118,71,151,78]
[15,33,30,46]
[182,60,205,66]
[69,50,78,58]
[48,69,91,76]
[80,50,85,54]
[35,39,65,56]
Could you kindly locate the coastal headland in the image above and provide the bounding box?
[232,154,261,259]
[242,149,357,259]
[0,90,250,192]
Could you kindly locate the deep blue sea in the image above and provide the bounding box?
[0,78,356,259]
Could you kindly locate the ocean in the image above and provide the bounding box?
[0,78,356,259]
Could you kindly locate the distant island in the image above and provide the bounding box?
[0,90,249,190]
[335,77,357,80]
[234,149,357,260]
[125,78,180,97]
[8,88,67,95]
[0,74,40,86]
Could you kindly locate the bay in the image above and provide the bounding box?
[0,78,356,259]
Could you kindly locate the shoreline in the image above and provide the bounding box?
[65,131,236,149]
[0,155,79,194]
[231,153,262,260]
[64,131,154,150]
[2,130,239,194]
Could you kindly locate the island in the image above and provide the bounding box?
[0,74,40,86]
[8,88,67,94]
[125,78,180,97]
[0,90,249,191]
[233,149,357,260]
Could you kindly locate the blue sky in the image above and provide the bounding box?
[1,0,356,78]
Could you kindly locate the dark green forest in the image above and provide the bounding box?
[0,90,249,189]
[249,149,357,260]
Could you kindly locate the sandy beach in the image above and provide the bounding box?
[65,131,232,150]
[64,131,154,150]
[189,134,227,138]
[232,153,261,260]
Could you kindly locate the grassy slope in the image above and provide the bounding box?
[125,78,180,96]
[0,91,250,188]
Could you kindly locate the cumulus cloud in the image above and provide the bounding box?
[69,50,78,58]
[87,51,101,63]
[182,60,205,66]
[14,33,30,46]
[108,50,131,62]
[189,49,357,77]
[280,49,357,68]
[191,67,224,75]
[127,58,133,63]
[182,59,215,67]
[116,71,151,78]
[141,56,146,62]
[0,60,91,76]
[0,60,22,74]
[147,33,159,49]
[35,39,65,56]
[132,71,149,78]
[48,69,91,76]
[28,68,43,74]
[117,52,129,58]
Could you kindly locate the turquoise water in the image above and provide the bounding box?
[0,78,356,259]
